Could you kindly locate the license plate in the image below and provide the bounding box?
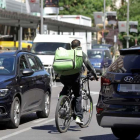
[117,84,140,92]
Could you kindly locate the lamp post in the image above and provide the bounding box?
[103,0,106,44]
[41,0,44,34]
[126,0,129,48]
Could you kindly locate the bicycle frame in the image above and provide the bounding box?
[81,75,91,96]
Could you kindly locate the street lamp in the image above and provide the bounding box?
[126,0,130,48]
[103,0,106,44]
[41,0,44,34]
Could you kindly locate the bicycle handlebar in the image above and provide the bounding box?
[82,73,94,81]
[83,72,99,81]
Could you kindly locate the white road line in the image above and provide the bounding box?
[90,91,99,95]
[93,103,97,106]
[52,85,63,88]
[0,118,55,140]
[33,118,47,123]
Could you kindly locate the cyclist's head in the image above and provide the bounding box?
[71,39,81,49]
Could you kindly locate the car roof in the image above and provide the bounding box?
[122,47,140,50]
[120,47,140,55]
[0,51,16,56]
[92,44,112,46]
[0,50,33,56]
[88,48,109,51]
[92,44,112,48]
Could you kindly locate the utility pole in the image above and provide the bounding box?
[126,0,129,48]
[103,0,106,44]
[41,0,44,34]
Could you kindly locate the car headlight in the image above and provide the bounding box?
[0,89,8,97]
[94,63,101,66]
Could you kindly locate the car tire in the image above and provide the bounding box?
[9,97,21,128]
[111,128,139,140]
[36,91,51,118]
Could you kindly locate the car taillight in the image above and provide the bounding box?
[101,77,111,86]
[96,107,104,114]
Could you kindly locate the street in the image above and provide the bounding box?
[0,79,136,140]
[0,0,140,139]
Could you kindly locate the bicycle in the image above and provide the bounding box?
[55,73,94,133]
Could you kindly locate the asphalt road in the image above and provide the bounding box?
[0,80,140,140]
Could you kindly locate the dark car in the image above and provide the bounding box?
[0,50,51,128]
[96,47,140,139]
[87,48,112,75]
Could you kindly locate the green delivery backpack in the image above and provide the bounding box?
[53,47,83,75]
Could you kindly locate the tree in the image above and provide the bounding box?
[59,0,112,26]
[116,0,140,48]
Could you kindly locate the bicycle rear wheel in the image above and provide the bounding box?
[55,95,71,133]
[80,94,93,128]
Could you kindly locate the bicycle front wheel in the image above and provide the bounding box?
[80,95,93,128]
[55,95,71,133]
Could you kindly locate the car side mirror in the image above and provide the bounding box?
[22,69,34,76]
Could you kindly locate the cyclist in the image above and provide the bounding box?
[59,39,99,125]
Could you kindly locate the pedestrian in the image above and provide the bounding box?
[27,45,31,51]
[0,46,3,50]
[6,48,10,51]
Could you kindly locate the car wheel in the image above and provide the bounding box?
[36,91,51,118]
[9,97,21,128]
[111,128,139,140]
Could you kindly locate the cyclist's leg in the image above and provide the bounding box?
[59,76,69,97]
[60,86,68,97]
[72,81,83,121]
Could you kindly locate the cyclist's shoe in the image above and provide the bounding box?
[75,117,83,125]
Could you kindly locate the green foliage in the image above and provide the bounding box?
[116,0,140,48]
[59,0,112,25]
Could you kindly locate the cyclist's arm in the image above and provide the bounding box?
[82,52,98,81]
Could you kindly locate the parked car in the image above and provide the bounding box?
[0,50,51,128]
[96,47,140,139]
[87,48,112,75]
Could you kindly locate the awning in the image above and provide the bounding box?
[0,9,99,32]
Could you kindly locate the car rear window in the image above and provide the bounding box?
[108,54,140,73]
[87,50,103,59]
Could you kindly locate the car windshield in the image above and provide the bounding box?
[108,54,140,73]
[87,50,103,59]
[31,42,71,55]
[0,56,15,75]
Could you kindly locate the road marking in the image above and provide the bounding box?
[52,85,63,88]
[90,91,99,95]
[0,118,55,140]
[93,103,97,106]
[33,118,47,123]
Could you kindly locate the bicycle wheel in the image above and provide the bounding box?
[80,94,93,128]
[55,95,72,133]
